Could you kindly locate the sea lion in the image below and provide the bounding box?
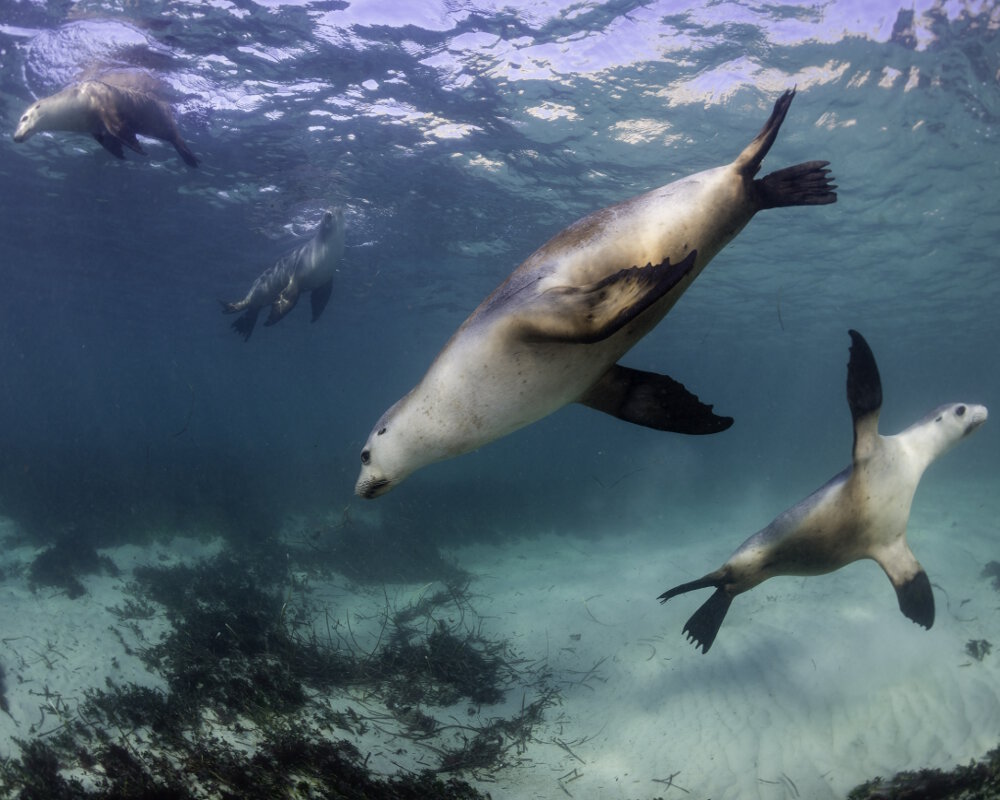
[221,208,345,340]
[355,89,836,498]
[659,330,988,653]
[13,69,199,167]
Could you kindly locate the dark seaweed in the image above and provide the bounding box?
[133,551,355,723]
[848,744,1000,799]
[28,539,120,599]
[0,661,8,716]
[966,639,992,661]
[981,561,1000,592]
[1,545,554,798]
[0,734,489,800]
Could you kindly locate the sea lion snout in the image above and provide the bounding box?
[963,403,988,435]
[13,110,35,141]
[319,207,345,239]
[356,476,391,499]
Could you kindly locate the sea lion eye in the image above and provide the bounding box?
[956,405,966,417]
[361,449,370,465]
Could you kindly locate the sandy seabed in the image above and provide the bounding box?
[0,476,998,800]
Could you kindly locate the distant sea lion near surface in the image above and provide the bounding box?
[659,330,988,654]
[13,69,199,167]
[355,89,837,499]
[221,208,346,341]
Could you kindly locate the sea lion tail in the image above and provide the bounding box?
[659,573,732,654]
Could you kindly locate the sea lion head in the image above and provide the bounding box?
[916,401,988,457]
[318,207,345,239]
[355,394,444,499]
[355,401,409,499]
[313,206,346,266]
[13,99,44,141]
[14,85,94,142]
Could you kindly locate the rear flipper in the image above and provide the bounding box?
[580,364,733,435]
[683,590,733,654]
[755,161,837,208]
[230,306,260,341]
[659,574,732,654]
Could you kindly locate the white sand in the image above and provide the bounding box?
[0,477,998,799]
[444,476,1000,799]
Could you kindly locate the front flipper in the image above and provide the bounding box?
[875,542,935,629]
[93,132,125,159]
[580,364,733,434]
[116,129,147,155]
[519,250,697,344]
[310,279,333,322]
[894,570,934,629]
[847,330,883,462]
[172,137,200,168]
[98,106,147,155]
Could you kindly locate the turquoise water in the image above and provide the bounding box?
[0,1,997,794]
[1,2,997,538]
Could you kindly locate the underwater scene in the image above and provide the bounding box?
[1,1,999,798]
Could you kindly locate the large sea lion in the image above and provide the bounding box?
[356,89,836,499]
[659,330,988,653]
[13,69,199,167]
[221,208,345,340]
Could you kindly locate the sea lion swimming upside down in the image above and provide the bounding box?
[659,330,988,653]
